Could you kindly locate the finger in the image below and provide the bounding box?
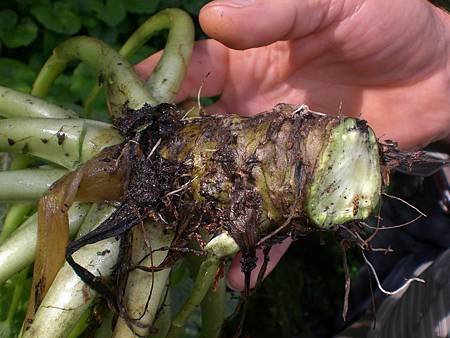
[227,238,293,291]
[134,39,229,102]
[200,0,345,50]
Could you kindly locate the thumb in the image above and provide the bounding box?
[200,0,344,50]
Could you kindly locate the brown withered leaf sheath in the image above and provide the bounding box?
[28,103,443,323]
[25,145,129,326]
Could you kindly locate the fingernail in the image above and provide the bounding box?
[207,0,255,8]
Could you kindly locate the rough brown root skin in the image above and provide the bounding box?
[35,103,443,332]
[155,103,381,239]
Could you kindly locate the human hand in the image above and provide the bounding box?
[136,0,450,290]
[137,0,450,150]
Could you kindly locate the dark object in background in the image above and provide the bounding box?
[335,163,450,338]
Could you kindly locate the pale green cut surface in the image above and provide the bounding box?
[306,118,381,228]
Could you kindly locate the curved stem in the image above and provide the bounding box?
[0,118,121,169]
[0,86,77,119]
[0,155,37,242]
[0,204,34,243]
[21,204,118,337]
[142,8,194,104]
[151,288,171,338]
[0,118,83,168]
[0,169,67,203]
[0,203,89,285]
[112,223,174,338]
[5,268,29,326]
[9,155,35,171]
[31,36,155,117]
[166,255,220,338]
[81,120,123,163]
[84,8,194,112]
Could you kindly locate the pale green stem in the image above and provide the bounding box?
[199,277,226,338]
[112,223,174,338]
[0,118,121,169]
[81,120,122,163]
[0,86,77,119]
[84,8,194,113]
[0,169,66,203]
[31,36,155,117]
[21,204,118,338]
[0,155,34,244]
[0,203,89,285]
[67,306,90,338]
[166,255,220,338]
[0,118,83,168]
[143,8,194,104]
[5,268,29,325]
[0,155,37,242]
[9,155,35,170]
[93,310,114,338]
[0,204,34,243]
[150,289,171,338]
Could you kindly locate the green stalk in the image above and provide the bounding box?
[0,155,37,242]
[67,305,91,338]
[0,118,121,169]
[150,290,171,338]
[84,8,194,113]
[81,120,122,163]
[0,204,34,243]
[0,118,83,168]
[21,204,118,338]
[0,169,67,203]
[9,155,35,170]
[199,277,226,338]
[166,255,220,338]
[0,86,77,119]
[143,8,194,103]
[0,203,89,285]
[112,223,174,338]
[5,268,28,326]
[31,36,154,117]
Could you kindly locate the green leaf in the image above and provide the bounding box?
[42,31,66,56]
[2,18,38,49]
[0,58,36,92]
[0,10,17,34]
[95,0,126,27]
[31,2,81,35]
[0,10,38,48]
[79,15,99,30]
[125,0,160,14]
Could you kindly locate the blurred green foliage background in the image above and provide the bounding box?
[0,0,210,122]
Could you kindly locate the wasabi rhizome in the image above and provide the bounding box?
[0,7,444,338]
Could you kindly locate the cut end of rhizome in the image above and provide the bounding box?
[306,118,382,228]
